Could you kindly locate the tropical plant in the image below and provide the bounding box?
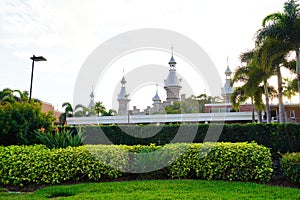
[256,0,300,104]
[255,37,291,123]
[95,101,106,116]
[230,62,265,122]
[0,98,55,145]
[101,108,117,116]
[35,128,85,149]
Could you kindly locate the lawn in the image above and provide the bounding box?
[1,180,299,199]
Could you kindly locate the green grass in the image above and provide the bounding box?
[1,180,299,199]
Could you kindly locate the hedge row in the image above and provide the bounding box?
[281,152,300,183]
[79,123,300,153]
[0,145,125,186]
[0,142,273,186]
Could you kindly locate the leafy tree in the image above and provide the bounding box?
[0,89,55,145]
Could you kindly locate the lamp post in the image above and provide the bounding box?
[28,55,47,102]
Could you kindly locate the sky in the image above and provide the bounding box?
[0,0,288,112]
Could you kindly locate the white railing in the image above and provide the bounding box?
[67,112,256,125]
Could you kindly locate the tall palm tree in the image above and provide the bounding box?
[241,50,271,122]
[256,0,300,104]
[255,37,291,123]
[231,64,265,122]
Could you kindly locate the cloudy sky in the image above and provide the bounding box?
[0,0,286,111]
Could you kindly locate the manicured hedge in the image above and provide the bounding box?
[79,123,300,153]
[281,152,300,184]
[0,145,126,186]
[0,142,273,186]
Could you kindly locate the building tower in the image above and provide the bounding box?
[87,88,96,116]
[164,48,182,104]
[117,75,130,115]
[152,84,161,113]
[221,59,234,103]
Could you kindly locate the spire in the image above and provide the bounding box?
[221,58,234,103]
[117,72,129,100]
[152,83,161,102]
[88,86,95,108]
[225,57,232,78]
[169,45,176,68]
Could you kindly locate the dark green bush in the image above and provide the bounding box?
[0,101,55,145]
[78,123,300,153]
[281,152,300,183]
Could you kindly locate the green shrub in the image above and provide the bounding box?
[167,142,273,182]
[77,123,300,153]
[0,143,273,186]
[0,145,127,186]
[35,128,85,149]
[0,101,55,145]
[281,152,300,183]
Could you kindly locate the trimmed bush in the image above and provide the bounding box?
[0,145,127,186]
[78,123,300,153]
[0,142,272,186]
[167,142,273,182]
[281,152,300,183]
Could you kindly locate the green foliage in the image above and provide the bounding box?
[167,142,273,182]
[0,100,55,145]
[0,145,125,186]
[35,128,85,149]
[281,152,300,183]
[0,143,272,187]
[78,123,300,154]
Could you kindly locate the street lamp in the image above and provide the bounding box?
[28,55,47,102]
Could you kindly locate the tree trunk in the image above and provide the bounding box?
[251,98,255,123]
[257,111,262,123]
[264,80,271,123]
[296,48,300,108]
[277,66,286,123]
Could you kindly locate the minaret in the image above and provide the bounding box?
[117,74,130,115]
[221,58,234,103]
[88,87,96,116]
[152,84,161,112]
[164,47,182,104]
[88,89,95,108]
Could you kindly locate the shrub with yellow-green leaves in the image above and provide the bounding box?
[0,145,128,187]
[167,142,273,182]
[0,142,273,187]
[281,152,300,184]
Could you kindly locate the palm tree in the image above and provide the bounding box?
[101,109,116,116]
[231,64,265,122]
[0,88,28,104]
[62,102,73,118]
[74,104,88,117]
[255,38,291,123]
[256,0,300,104]
[95,101,106,116]
[240,50,268,122]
